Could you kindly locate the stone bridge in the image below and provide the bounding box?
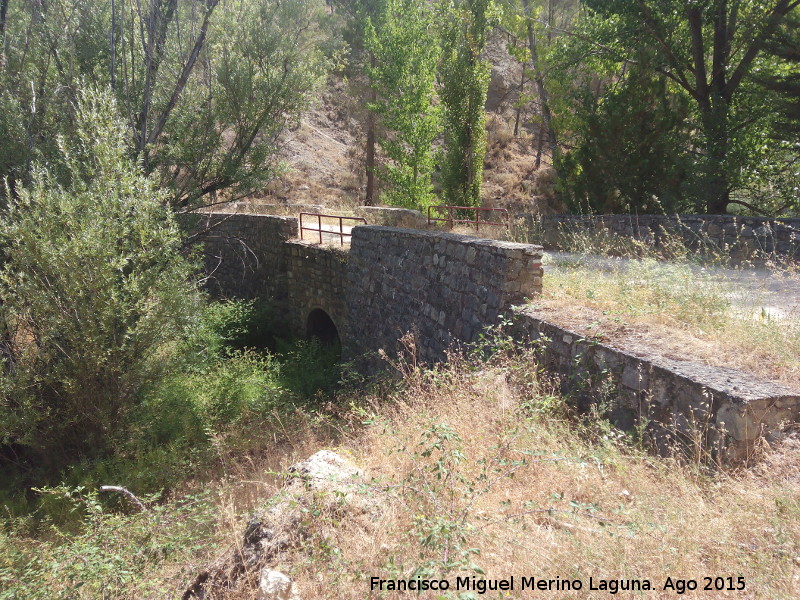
[199,212,799,463]
[200,213,543,365]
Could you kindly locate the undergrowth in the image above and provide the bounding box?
[2,326,799,598]
[0,299,344,514]
[286,341,800,600]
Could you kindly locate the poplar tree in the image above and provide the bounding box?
[365,0,441,209]
[438,0,493,207]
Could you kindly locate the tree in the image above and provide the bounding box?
[365,0,441,209]
[520,0,558,160]
[0,89,201,461]
[579,0,800,213]
[0,0,7,67]
[438,0,494,207]
[746,14,800,213]
[0,0,325,208]
[500,0,579,166]
[761,15,800,134]
[330,0,390,205]
[556,53,692,213]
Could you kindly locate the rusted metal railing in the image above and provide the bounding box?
[427,205,510,232]
[299,213,367,245]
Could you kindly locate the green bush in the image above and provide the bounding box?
[275,338,343,399]
[191,299,283,356]
[0,89,202,463]
[0,486,216,599]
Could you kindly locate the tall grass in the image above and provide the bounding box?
[237,343,800,600]
[2,340,799,598]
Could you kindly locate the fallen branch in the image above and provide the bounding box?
[99,485,147,512]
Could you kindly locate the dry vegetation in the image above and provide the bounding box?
[535,249,800,388]
[5,339,800,599]
[144,348,800,598]
[481,116,564,215]
[267,349,800,600]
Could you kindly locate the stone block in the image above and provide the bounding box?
[621,363,649,391]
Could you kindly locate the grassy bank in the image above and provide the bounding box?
[2,339,798,598]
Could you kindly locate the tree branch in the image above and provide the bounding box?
[145,0,219,148]
[635,0,698,99]
[723,0,800,99]
[687,6,710,109]
[99,485,147,512]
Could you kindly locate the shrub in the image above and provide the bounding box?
[0,486,216,599]
[0,89,202,463]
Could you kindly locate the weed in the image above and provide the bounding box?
[0,486,217,599]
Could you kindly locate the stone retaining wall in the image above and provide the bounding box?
[535,214,800,261]
[511,308,800,462]
[200,213,297,306]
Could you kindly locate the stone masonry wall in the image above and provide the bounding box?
[200,214,348,338]
[198,212,799,462]
[200,213,297,306]
[285,240,349,339]
[512,308,800,463]
[344,226,543,365]
[536,214,800,261]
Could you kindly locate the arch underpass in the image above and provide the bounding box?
[306,308,340,348]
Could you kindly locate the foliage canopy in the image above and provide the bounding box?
[0,0,325,208]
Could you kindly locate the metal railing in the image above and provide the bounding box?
[427,205,510,232]
[299,213,367,245]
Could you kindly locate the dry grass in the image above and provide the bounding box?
[481,122,564,216]
[7,348,799,598]
[172,348,799,600]
[537,254,800,387]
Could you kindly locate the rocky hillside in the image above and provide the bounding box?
[264,32,563,214]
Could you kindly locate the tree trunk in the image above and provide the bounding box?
[137,0,178,163]
[535,121,544,169]
[0,0,8,68]
[513,41,525,137]
[110,0,116,87]
[701,100,731,213]
[365,85,376,206]
[522,0,557,159]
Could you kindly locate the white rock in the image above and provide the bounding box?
[259,569,300,600]
[286,449,380,515]
[287,450,363,494]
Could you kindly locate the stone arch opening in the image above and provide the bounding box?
[306,308,340,349]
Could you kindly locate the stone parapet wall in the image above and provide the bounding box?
[199,213,298,305]
[344,226,543,365]
[535,214,800,261]
[512,308,800,463]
